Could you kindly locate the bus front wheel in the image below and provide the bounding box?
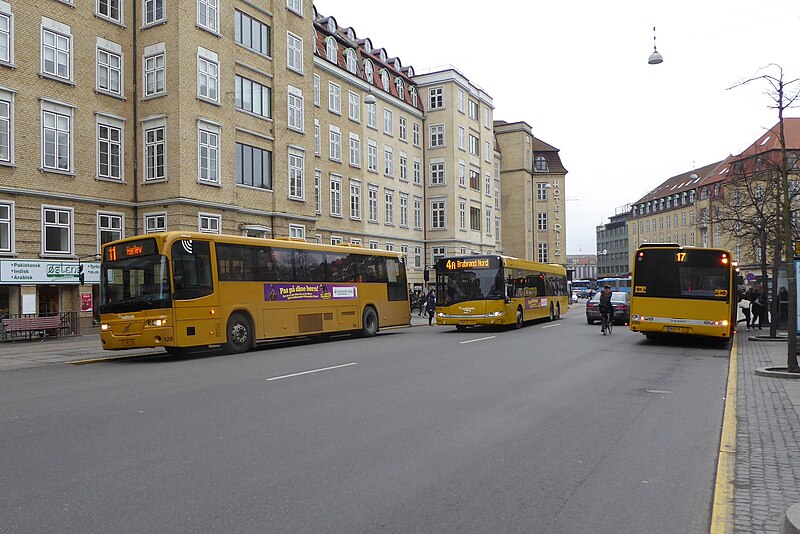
[225,313,252,354]
[515,307,524,329]
[360,307,378,337]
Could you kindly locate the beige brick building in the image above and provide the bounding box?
[0,0,569,324]
[412,68,501,272]
[494,121,567,266]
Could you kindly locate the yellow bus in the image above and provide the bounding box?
[98,232,410,354]
[629,244,735,340]
[434,255,568,331]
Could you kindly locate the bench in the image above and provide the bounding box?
[2,316,62,341]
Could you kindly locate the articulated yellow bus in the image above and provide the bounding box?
[629,244,735,340]
[434,255,568,331]
[98,232,410,354]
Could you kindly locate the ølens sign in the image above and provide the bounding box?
[0,260,101,284]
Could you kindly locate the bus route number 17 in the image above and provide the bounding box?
[676,252,687,262]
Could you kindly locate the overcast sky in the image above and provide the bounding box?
[314,0,800,254]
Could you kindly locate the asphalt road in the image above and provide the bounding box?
[0,303,730,533]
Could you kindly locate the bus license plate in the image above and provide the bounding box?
[460,321,476,326]
[667,326,689,334]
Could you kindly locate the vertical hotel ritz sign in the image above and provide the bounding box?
[552,179,561,257]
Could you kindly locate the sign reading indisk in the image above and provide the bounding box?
[0,260,101,285]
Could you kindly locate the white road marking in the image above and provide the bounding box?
[542,324,562,329]
[459,336,496,344]
[266,362,358,381]
[646,389,674,394]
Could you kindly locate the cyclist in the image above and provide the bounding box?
[598,284,615,333]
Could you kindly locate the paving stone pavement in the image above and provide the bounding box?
[734,332,800,533]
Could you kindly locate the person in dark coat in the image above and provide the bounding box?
[425,290,437,326]
[751,285,766,330]
[739,288,752,330]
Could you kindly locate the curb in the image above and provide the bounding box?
[749,335,788,342]
[755,367,800,379]
[785,502,800,534]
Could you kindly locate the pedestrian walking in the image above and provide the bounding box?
[739,288,752,330]
[425,289,437,326]
[751,285,766,330]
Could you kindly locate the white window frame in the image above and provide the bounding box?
[431,199,446,230]
[348,91,360,122]
[459,198,466,231]
[368,185,378,223]
[486,206,492,236]
[429,86,443,109]
[384,189,394,226]
[198,212,221,234]
[457,89,464,113]
[197,48,219,103]
[0,7,14,66]
[458,126,465,150]
[287,85,304,132]
[97,0,122,23]
[142,116,167,182]
[144,212,167,234]
[314,170,321,213]
[313,119,320,156]
[96,113,125,182]
[330,236,343,245]
[430,160,445,185]
[96,41,123,97]
[197,121,220,185]
[413,158,421,185]
[197,0,219,34]
[349,179,361,220]
[383,109,393,136]
[536,182,548,201]
[349,133,360,167]
[412,123,421,147]
[537,212,547,231]
[399,152,407,182]
[328,81,341,114]
[328,125,341,162]
[414,246,421,269]
[458,160,466,187]
[0,87,15,165]
[367,140,377,172]
[384,146,394,177]
[430,124,444,148]
[289,224,306,240]
[288,147,304,200]
[313,74,320,106]
[144,0,165,26]
[538,242,548,263]
[400,193,409,227]
[40,99,74,174]
[97,211,124,251]
[413,196,422,229]
[399,116,407,141]
[0,200,14,253]
[286,0,302,16]
[367,101,377,129]
[42,205,73,255]
[143,49,165,98]
[286,32,303,73]
[41,21,73,83]
[329,174,342,217]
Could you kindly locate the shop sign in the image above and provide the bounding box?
[0,260,101,284]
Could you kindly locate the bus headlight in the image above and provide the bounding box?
[100,323,109,331]
[487,311,504,317]
[146,319,167,327]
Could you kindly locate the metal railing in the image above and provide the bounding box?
[0,312,79,341]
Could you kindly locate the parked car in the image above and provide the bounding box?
[586,291,631,325]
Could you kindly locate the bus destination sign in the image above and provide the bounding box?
[443,258,492,271]
[105,238,158,262]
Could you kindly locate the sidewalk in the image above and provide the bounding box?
[732,329,800,533]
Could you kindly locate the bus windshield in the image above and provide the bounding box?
[436,257,506,306]
[634,248,730,301]
[99,254,172,313]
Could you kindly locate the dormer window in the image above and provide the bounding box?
[534,155,548,172]
[363,60,374,83]
[380,70,390,92]
[673,194,679,206]
[326,18,336,33]
[681,192,687,205]
[407,66,415,77]
[345,49,358,74]
[714,183,720,196]
[325,37,337,63]
[379,49,386,62]
[395,78,404,100]
[632,206,637,217]
[666,196,671,208]
[659,198,665,210]
[689,190,695,203]
[346,28,355,41]
[363,39,372,54]
[393,58,401,70]
[699,187,708,200]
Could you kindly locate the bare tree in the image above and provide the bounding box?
[727,64,800,372]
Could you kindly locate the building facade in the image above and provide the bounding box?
[595,207,631,277]
[413,68,500,270]
[0,0,569,322]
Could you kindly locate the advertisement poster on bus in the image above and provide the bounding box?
[263,283,358,302]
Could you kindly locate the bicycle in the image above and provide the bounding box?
[600,305,614,335]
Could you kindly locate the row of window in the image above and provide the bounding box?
[428,124,493,161]
[636,211,695,234]
[632,190,697,217]
[427,86,491,129]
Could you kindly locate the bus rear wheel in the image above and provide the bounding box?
[549,305,555,321]
[555,304,561,320]
[360,306,378,337]
[225,313,252,354]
